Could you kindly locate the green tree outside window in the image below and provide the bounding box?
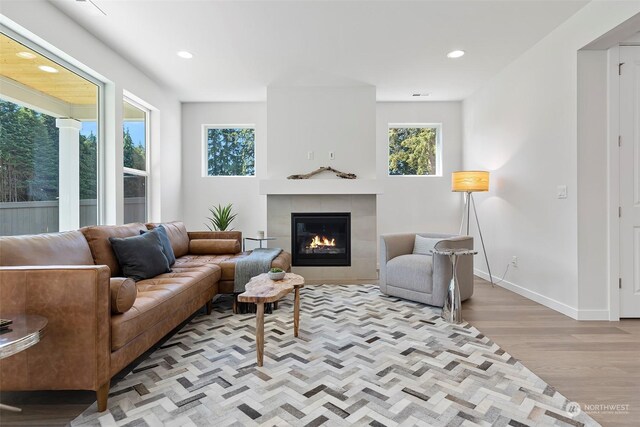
[0,100,97,202]
[207,127,255,176]
[388,126,439,176]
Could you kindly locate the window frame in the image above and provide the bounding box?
[387,123,443,177]
[122,96,150,222]
[0,25,106,226]
[201,124,256,178]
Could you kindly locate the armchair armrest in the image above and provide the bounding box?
[380,233,416,264]
[431,235,473,250]
[379,233,416,292]
[0,265,111,392]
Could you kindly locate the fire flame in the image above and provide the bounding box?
[308,235,336,249]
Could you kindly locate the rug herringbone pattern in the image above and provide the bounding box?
[72,285,598,427]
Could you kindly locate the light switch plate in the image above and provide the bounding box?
[307,151,314,160]
[557,185,568,199]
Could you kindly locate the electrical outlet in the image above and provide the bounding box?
[329,151,335,160]
[307,151,314,160]
[511,256,518,268]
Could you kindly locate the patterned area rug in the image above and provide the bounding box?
[72,285,598,426]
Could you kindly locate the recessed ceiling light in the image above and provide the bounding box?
[447,50,465,59]
[177,51,193,59]
[38,65,59,73]
[16,51,37,59]
[412,93,430,97]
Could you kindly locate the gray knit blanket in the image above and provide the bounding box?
[234,248,283,293]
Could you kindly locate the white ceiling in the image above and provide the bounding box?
[49,0,588,102]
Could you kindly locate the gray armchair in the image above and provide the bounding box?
[379,233,474,307]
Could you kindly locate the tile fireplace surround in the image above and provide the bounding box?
[267,194,376,281]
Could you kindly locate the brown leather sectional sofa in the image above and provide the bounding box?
[0,221,290,411]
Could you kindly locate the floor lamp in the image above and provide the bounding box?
[452,171,494,285]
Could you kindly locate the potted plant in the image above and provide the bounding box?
[268,267,285,280]
[205,203,237,231]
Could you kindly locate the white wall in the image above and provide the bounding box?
[1,0,183,223]
[463,2,640,319]
[267,86,376,179]
[376,102,463,237]
[180,99,463,244]
[181,103,267,234]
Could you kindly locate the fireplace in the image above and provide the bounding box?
[291,212,351,266]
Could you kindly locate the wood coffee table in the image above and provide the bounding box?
[237,273,304,367]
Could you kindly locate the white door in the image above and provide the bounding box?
[620,46,640,317]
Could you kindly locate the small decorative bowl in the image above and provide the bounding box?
[268,271,286,281]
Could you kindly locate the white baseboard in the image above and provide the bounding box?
[575,310,611,320]
[474,269,610,321]
[474,269,579,319]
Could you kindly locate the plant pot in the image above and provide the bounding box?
[268,271,286,281]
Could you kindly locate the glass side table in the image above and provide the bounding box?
[433,248,477,325]
[0,314,48,412]
[243,236,277,251]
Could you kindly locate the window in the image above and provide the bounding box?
[388,124,442,176]
[0,32,101,235]
[205,126,255,176]
[123,99,148,223]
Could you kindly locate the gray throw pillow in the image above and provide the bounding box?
[109,231,171,281]
[140,225,176,266]
[413,235,441,255]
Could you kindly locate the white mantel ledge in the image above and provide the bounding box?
[259,179,383,195]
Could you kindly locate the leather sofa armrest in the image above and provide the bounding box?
[0,265,111,392]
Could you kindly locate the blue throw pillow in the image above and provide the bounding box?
[109,231,171,281]
[140,225,176,266]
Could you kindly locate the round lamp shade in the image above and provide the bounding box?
[452,171,490,192]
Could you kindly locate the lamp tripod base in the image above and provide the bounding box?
[462,192,494,286]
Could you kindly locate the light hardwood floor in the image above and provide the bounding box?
[1,278,638,426]
[464,277,640,427]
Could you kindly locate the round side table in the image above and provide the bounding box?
[0,314,48,412]
[433,249,477,324]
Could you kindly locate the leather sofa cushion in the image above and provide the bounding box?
[172,251,291,287]
[0,230,94,266]
[110,277,137,314]
[174,254,236,278]
[147,222,190,258]
[386,254,434,294]
[111,264,221,351]
[189,239,240,255]
[81,223,147,276]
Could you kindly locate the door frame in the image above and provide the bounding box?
[607,46,621,321]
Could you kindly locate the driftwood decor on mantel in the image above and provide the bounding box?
[287,166,357,180]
